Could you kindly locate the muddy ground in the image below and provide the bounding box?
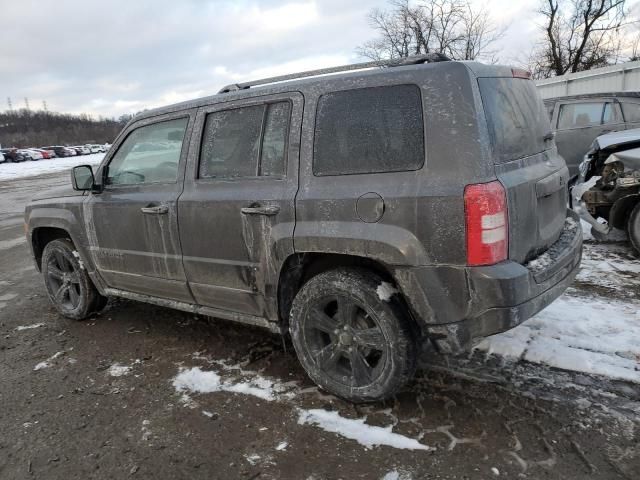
[0,172,639,479]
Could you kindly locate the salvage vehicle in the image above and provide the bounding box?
[25,55,582,402]
[544,93,640,177]
[573,128,640,253]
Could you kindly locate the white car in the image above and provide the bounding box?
[0,152,5,163]
[87,144,102,154]
[75,146,90,155]
[19,149,43,160]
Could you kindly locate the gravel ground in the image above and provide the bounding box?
[0,171,639,479]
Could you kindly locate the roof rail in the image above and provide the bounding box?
[217,53,450,94]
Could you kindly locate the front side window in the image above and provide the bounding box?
[199,101,291,179]
[557,102,604,129]
[106,117,188,186]
[313,85,424,176]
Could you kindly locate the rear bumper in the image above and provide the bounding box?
[393,209,583,354]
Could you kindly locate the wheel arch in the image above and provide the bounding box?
[276,252,406,330]
[31,226,75,271]
[609,194,640,230]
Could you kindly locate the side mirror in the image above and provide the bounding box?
[71,165,95,191]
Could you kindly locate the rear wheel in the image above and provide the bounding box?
[628,202,640,254]
[289,268,418,403]
[41,239,107,320]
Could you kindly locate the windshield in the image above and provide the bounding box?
[478,77,551,164]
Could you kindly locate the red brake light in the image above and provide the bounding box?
[464,181,508,266]
[511,68,531,79]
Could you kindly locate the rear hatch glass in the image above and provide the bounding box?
[478,77,551,164]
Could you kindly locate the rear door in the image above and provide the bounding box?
[178,92,302,321]
[85,111,195,302]
[478,76,569,264]
[553,100,611,175]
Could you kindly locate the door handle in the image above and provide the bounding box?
[241,205,280,216]
[141,204,169,214]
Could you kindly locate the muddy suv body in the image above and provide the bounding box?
[25,56,582,402]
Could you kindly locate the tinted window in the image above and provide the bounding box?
[313,85,424,176]
[557,102,604,129]
[478,78,550,163]
[622,103,640,122]
[106,117,188,186]
[199,102,291,179]
[603,102,623,124]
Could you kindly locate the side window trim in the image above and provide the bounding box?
[102,113,192,189]
[557,101,605,130]
[195,98,294,182]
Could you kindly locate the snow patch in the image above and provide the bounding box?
[16,323,45,331]
[0,237,25,251]
[297,408,431,451]
[172,366,279,401]
[72,250,85,270]
[382,470,413,480]
[34,351,64,371]
[376,282,398,301]
[275,441,288,451]
[108,363,132,377]
[0,153,104,181]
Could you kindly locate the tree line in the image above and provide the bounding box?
[0,109,135,148]
[360,0,639,79]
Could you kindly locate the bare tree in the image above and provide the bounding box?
[530,0,631,78]
[357,0,504,62]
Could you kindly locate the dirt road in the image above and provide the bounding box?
[1,172,638,479]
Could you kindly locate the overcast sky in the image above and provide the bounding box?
[0,0,632,118]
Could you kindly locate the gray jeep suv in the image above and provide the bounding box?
[25,55,582,402]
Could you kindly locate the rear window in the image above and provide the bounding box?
[479,78,551,164]
[313,85,424,176]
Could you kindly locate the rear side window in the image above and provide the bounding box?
[478,78,551,163]
[557,102,604,129]
[622,103,640,122]
[603,102,623,124]
[199,102,291,179]
[313,85,424,176]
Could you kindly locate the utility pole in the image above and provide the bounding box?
[43,100,48,112]
[7,97,12,111]
[24,97,30,110]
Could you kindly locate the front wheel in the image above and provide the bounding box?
[289,268,418,403]
[628,202,640,254]
[41,239,107,320]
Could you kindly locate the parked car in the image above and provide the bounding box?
[0,152,5,163]
[74,146,90,155]
[65,147,78,156]
[0,148,26,162]
[25,55,581,403]
[86,144,102,154]
[25,149,45,160]
[572,128,640,252]
[42,146,69,157]
[544,92,640,177]
[17,149,38,161]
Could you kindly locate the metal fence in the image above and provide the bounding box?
[536,61,640,99]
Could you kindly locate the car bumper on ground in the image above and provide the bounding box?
[394,209,583,354]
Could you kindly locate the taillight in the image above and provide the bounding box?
[464,181,508,266]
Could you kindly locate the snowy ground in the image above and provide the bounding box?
[0,153,104,181]
[476,223,640,384]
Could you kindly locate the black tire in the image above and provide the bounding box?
[628,202,640,254]
[41,239,107,320]
[289,268,418,403]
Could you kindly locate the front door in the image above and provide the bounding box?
[178,92,303,321]
[85,111,195,302]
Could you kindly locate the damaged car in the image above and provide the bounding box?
[573,128,640,252]
[25,55,582,403]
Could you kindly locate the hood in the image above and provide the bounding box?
[605,146,640,170]
[31,184,83,201]
[595,127,640,150]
